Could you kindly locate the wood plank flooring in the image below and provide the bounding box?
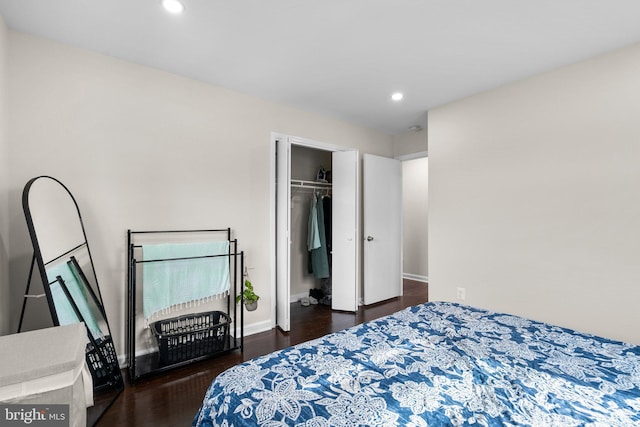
[97,279,428,426]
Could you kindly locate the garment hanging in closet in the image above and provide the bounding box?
[308,193,329,279]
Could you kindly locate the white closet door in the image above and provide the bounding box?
[276,138,291,331]
[331,150,359,312]
[363,154,402,305]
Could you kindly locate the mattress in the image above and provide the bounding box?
[193,301,640,426]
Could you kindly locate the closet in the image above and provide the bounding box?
[275,135,404,331]
[275,135,358,332]
[289,145,333,306]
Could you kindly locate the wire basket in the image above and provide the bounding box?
[151,311,231,366]
[86,336,121,389]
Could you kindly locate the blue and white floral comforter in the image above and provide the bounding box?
[193,302,640,426]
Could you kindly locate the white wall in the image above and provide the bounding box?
[6,32,393,355]
[402,157,428,279]
[429,43,640,345]
[392,128,427,158]
[0,16,9,335]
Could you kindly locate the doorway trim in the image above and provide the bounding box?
[269,132,358,329]
[395,150,429,284]
[395,150,428,162]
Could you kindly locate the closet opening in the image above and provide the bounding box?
[274,134,359,332]
[290,145,333,308]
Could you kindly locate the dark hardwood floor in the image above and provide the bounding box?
[97,279,428,426]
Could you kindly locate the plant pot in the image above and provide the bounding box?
[245,301,258,311]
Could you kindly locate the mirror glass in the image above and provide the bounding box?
[27,177,86,265]
[22,176,123,426]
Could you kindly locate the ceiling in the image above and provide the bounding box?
[1,1,640,135]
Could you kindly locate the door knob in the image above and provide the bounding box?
[367,236,374,241]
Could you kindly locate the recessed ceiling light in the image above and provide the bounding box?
[391,92,404,101]
[162,0,184,14]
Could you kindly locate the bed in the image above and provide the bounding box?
[193,301,640,426]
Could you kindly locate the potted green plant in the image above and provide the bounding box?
[236,279,260,311]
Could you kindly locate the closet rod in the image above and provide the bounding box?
[291,179,332,190]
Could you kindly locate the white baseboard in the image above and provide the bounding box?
[118,346,156,368]
[290,292,308,303]
[403,273,428,283]
[235,319,272,337]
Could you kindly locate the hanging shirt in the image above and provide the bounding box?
[311,195,330,279]
[307,195,321,251]
[323,196,332,254]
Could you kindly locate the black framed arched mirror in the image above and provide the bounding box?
[21,176,123,425]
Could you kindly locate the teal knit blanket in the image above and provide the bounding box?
[142,241,230,319]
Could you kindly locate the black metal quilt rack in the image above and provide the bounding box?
[127,228,244,383]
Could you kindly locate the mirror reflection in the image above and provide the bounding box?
[47,257,106,340]
[22,176,123,425]
[26,177,87,265]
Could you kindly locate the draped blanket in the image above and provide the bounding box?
[193,301,640,427]
[142,241,230,320]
